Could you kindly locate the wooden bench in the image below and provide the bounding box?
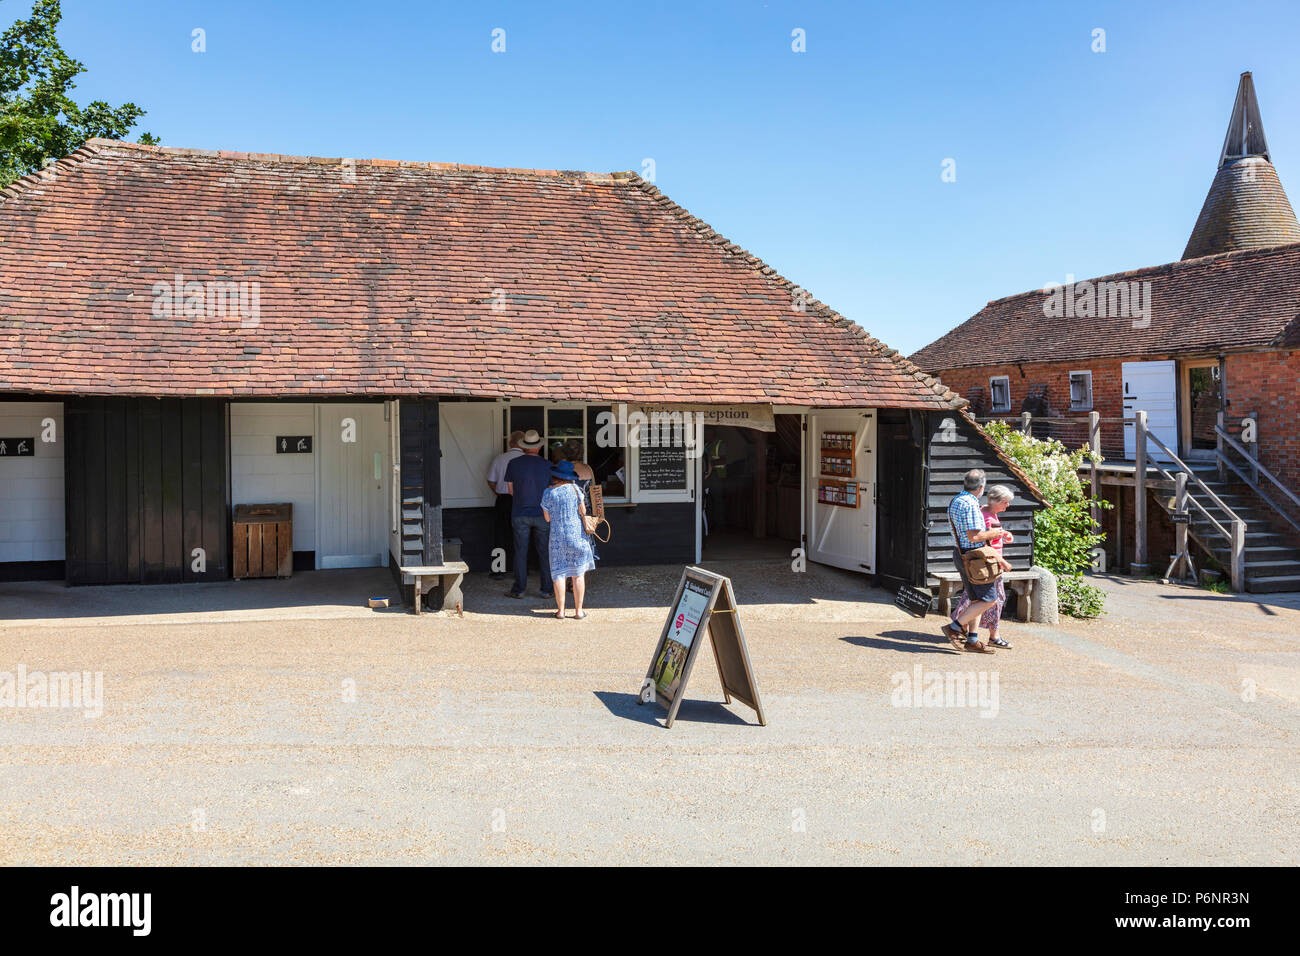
[929,569,1042,622]
[399,562,470,616]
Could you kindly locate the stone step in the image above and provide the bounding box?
[1245,574,1300,593]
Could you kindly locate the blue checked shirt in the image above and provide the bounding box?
[948,491,984,551]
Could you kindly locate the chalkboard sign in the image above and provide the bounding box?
[0,437,34,457]
[894,584,932,618]
[639,567,766,728]
[638,443,687,490]
[276,436,312,454]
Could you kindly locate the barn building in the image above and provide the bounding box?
[0,137,1043,607]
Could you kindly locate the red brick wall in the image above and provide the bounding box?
[933,358,1128,455]
[1223,350,1300,497]
[931,350,1300,496]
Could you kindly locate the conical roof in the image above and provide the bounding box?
[1183,72,1300,260]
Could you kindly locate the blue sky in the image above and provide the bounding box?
[41,0,1300,354]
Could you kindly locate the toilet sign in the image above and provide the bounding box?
[640,567,766,728]
[0,437,34,457]
[276,436,312,454]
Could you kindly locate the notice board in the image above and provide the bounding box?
[640,567,766,728]
[638,444,688,491]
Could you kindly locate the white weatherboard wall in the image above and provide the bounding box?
[230,403,316,551]
[0,402,64,563]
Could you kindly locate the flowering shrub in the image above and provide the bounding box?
[983,421,1111,617]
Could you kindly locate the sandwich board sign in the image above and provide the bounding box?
[639,566,766,728]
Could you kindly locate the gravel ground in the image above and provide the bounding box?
[1,564,1297,865]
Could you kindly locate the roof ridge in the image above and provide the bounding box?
[79,137,631,182]
[976,238,1300,311]
[621,173,965,408]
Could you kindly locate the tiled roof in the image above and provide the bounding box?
[0,139,960,408]
[910,240,1300,372]
[1183,73,1300,260]
[1183,158,1300,260]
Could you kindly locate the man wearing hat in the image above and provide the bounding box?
[503,429,554,599]
[485,430,525,580]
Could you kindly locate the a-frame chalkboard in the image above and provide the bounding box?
[640,566,766,728]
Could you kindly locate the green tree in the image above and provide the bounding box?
[0,0,156,187]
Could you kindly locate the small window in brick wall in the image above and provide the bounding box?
[1069,371,1093,411]
[989,376,1011,413]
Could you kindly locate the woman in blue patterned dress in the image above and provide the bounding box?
[541,461,596,619]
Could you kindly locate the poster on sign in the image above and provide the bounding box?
[640,567,766,728]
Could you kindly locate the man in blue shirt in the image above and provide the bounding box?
[504,430,554,599]
[943,468,1006,653]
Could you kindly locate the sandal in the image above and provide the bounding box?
[573,610,588,620]
[988,636,1011,648]
[964,640,995,654]
[553,611,565,619]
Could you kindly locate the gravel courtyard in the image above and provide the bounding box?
[1,563,1297,866]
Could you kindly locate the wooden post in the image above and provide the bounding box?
[1088,410,1100,531]
[1230,518,1246,593]
[1216,409,1226,484]
[1021,411,1032,435]
[1132,410,1149,576]
[752,430,767,539]
[1173,472,1188,579]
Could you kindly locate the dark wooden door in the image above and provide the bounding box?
[65,398,229,585]
[875,410,926,588]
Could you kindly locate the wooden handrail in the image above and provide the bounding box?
[1215,425,1300,516]
[1144,429,1242,530]
[1218,451,1300,537]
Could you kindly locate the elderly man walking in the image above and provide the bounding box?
[942,468,1008,653]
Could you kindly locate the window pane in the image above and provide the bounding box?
[587,405,626,496]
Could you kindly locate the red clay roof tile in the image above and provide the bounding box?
[0,139,959,408]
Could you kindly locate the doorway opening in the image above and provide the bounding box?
[1180,360,1221,460]
[700,415,801,561]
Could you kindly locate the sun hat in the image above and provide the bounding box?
[518,429,544,450]
[550,460,579,482]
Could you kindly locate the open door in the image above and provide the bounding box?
[806,410,876,573]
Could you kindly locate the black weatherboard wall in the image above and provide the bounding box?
[875,409,928,589]
[924,411,1039,578]
[64,398,229,585]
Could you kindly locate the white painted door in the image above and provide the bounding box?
[806,410,876,573]
[1122,360,1177,462]
[316,403,389,569]
[440,402,502,509]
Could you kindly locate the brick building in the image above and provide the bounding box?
[911,73,1300,591]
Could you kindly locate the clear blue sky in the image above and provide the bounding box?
[42,0,1300,354]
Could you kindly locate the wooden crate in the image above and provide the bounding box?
[233,503,293,579]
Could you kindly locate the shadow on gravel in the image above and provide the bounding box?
[841,631,960,655]
[593,691,754,727]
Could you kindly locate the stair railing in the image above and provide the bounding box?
[1214,423,1300,538]
[1135,411,1246,591]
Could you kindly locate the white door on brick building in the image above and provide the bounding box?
[1122,360,1177,462]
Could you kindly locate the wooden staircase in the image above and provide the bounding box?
[1168,464,1300,593]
